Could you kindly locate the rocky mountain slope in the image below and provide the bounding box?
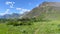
[22,2,60,20]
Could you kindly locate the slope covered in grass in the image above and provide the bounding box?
[0,20,60,34]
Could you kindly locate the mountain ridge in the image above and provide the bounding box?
[0,13,21,19]
[22,2,60,20]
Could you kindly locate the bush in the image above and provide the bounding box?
[6,16,47,26]
[6,18,33,26]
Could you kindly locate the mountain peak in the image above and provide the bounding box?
[39,2,60,7]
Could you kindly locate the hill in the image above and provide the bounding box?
[22,2,60,20]
[0,13,21,19]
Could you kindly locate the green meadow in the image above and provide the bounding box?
[0,20,60,34]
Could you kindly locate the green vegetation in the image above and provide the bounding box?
[0,19,60,34]
[0,16,60,34]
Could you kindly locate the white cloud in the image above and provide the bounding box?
[0,9,10,16]
[6,1,15,8]
[16,8,30,14]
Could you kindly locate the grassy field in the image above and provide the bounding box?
[0,20,60,34]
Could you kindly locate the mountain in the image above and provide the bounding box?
[22,2,60,20]
[0,13,21,19]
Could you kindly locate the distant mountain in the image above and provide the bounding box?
[0,13,21,19]
[22,2,60,20]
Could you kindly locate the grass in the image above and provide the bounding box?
[0,20,60,34]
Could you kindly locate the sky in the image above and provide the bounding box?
[0,0,60,16]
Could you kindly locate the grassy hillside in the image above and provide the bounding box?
[0,20,60,34]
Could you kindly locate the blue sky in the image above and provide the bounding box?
[0,0,60,15]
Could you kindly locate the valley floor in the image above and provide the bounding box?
[0,20,60,34]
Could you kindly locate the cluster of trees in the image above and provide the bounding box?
[0,16,47,26]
